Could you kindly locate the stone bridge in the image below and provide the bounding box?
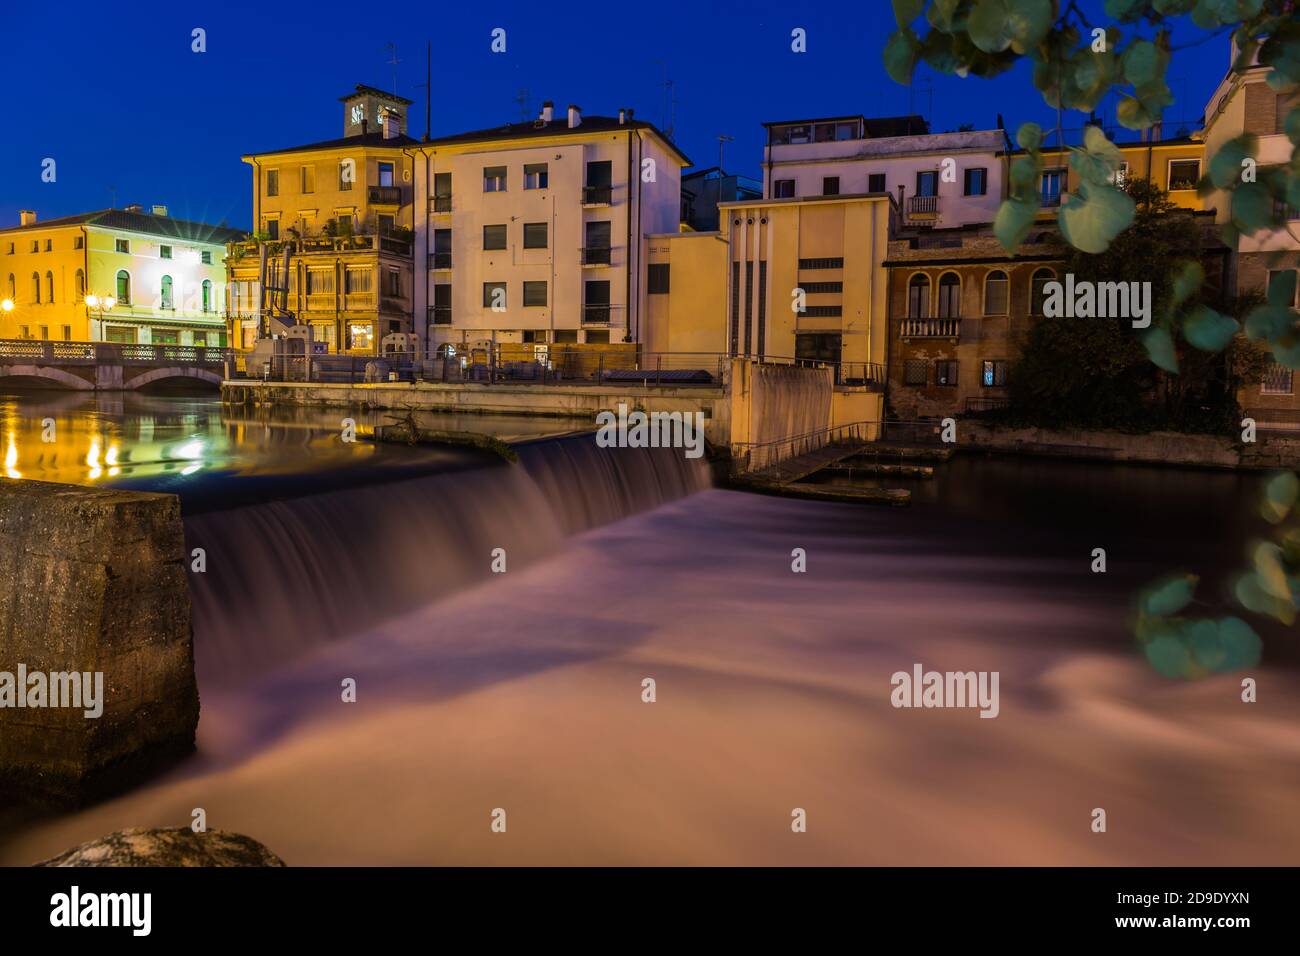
[0,339,228,391]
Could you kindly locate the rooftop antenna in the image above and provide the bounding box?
[908,77,934,126]
[108,185,116,209]
[383,42,401,95]
[654,61,677,140]
[717,134,734,173]
[514,88,531,123]
[414,40,431,140]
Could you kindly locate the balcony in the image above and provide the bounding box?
[582,305,611,324]
[432,195,452,213]
[429,306,451,326]
[230,233,411,259]
[581,245,612,266]
[368,185,402,205]
[901,317,961,339]
[429,252,452,270]
[582,185,612,205]
[1040,192,1062,208]
[907,195,938,217]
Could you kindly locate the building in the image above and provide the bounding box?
[680,167,762,231]
[1028,132,1209,212]
[409,102,688,359]
[226,85,419,354]
[0,206,240,345]
[1203,46,1300,428]
[644,192,895,427]
[761,114,1006,230]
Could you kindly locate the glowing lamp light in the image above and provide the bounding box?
[4,434,19,479]
[85,294,99,308]
[0,298,13,313]
[103,296,116,310]
[173,439,204,461]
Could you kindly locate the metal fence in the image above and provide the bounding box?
[0,338,230,368]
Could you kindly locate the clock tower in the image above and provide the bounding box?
[340,85,412,137]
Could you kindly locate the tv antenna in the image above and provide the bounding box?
[717,135,734,172]
[383,43,401,94]
[654,61,677,140]
[514,88,531,122]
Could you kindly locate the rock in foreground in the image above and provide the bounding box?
[34,827,285,867]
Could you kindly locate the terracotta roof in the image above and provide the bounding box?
[245,130,422,157]
[0,208,243,242]
[420,115,691,165]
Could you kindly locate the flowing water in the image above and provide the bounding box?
[1,389,1297,865]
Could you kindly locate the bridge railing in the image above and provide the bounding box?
[0,339,230,367]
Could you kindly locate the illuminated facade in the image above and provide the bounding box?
[0,207,240,344]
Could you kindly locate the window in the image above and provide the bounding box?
[483,165,506,192]
[74,236,83,249]
[1110,162,1130,185]
[523,222,548,249]
[44,271,54,304]
[160,275,174,309]
[868,173,887,193]
[916,170,938,197]
[160,244,172,259]
[964,167,988,196]
[38,325,48,339]
[584,280,611,323]
[348,323,372,350]
[798,257,844,270]
[773,179,795,199]
[982,360,1008,387]
[378,214,395,236]
[432,228,452,268]
[1168,159,1200,191]
[61,325,71,341]
[29,241,37,253]
[648,263,670,294]
[523,281,547,307]
[433,172,452,211]
[483,281,507,309]
[937,273,961,318]
[1262,362,1294,395]
[795,333,844,379]
[584,160,612,203]
[1040,169,1065,206]
[301,165,315,194]
[5,274,12,298]
[822,176,840,196]
[431,284,451,325]
[18,325,28,338]
[265,219,279,240]
[115,238,130,254]
[383,267,401,298]
[904,359,927,386]
[44,239,51,252]
[75,269,85,299]
[554,329,578,344]
[266,169,279,197]
[202,279,212,313]
[936,360,959,386]
[586,329,611,344]
[483,224,507,250]
[378,162,394,188]
[984,270,1009,315]
[201,250,212,264]
[1030,268,1055,315]
[339,161,353,191]
[31,273,40,303]
[524,163,548,189]
[116,270,131,304]
[153,330,178,345]
[907,274,930,318]
[1267,269,1298,307]
[584,221,612,264]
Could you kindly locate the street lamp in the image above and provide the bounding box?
[85,294,116,341]
[1,299,13,312]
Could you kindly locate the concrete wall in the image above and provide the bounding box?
[0,479,198,804]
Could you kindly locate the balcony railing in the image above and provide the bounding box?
[581,245,612,266]
[901,317,961,338]
[231,233,411,258]
[582,185,612,205]
[428,306,451,326]
[429,252,452,270]
[908,195,938,215]
[582,305,611,324]
[1040,192,1062,208]
[432,195,452,213]
[368,185,402,205]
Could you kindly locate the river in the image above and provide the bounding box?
[1,389,1296,865]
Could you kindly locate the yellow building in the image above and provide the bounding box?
[1033,135,1208,212]
[644,194,894,428]
[227,85,418,354]
[0,206,240,344]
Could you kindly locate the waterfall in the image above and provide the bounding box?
[184,436,710,684]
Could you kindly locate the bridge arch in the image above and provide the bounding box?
[125,366,223,391]
[0,365,94,390]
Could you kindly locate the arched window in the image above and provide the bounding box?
[116,270,131,305]
[160,275,174,310]
[6,274,14,299]
[31,273,41,304]
[907,274,930,318]
[1030,268,1056,316]
[201,279,212,313]
[75,269,85,299]
[937,272,961,318]
[984,270,1009,315]
[44,271,54,304]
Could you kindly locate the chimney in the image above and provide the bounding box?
[567,104,581,129]
[19,210,36,227]
[540,101,554,123]
[151,205,168,217]
[125,203,143,213]
[381,108,399,140]
[618,109,627,125]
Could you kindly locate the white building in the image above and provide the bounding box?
[762,115,1007,230]
[410,102,688,355]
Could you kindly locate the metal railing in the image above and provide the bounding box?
[429,252,452,269]
[900,317,961,338]
[580,245,613,266]
[432,196,452,213]
[582,185,612,205]
[230,233,413,258]
[0,338,230,367]
[908,195,938,215]
[368,185,402,205]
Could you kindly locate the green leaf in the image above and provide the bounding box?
[1122,40,1160,86]
[1243,303,1294,341]
[993,197,1038,252]
[968,0,1015,53]
[883,28,921,85]
[1006,0,1053,54]
[1215,617,1262,671]
[1069,125,1125,186]
[1232,180,1276,232]
[1016,122,1043,152]
[1262,471,1299,524]
[1182,305,1239,352]
[1253,541,1291,601]
[1208,135,1255,189]
[927,0,965,30]
[1141,573,1198,617]
[1286,105,1300,146]
[891,0,925,27]
[1057,179,1136,253]
[1104,0,1147,20]
[1171,260,1204,308]
[1143,325,1179,372]
[1145,634,1192,678]
[1268,269,1297,309]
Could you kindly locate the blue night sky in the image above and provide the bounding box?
[2,0,1232,231]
